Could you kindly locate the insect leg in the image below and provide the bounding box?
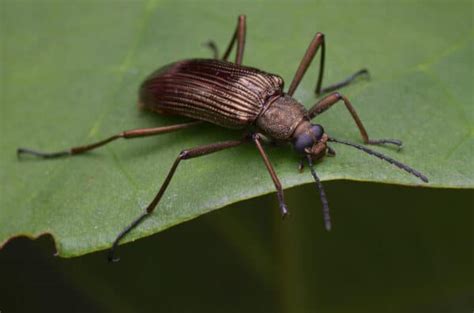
[308,92,402,147]
[253,133,289,217]
[203,40,219,59]
[108,138,247,262]
[17,121,203,159]
[222,15,246,65]
[317,69,369,96]
[287,32,369,97]
[288,32,325,97]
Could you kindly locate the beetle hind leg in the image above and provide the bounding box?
[17,121,203,159]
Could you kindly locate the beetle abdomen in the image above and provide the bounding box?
[139,59,284,129]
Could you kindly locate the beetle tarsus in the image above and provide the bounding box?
[107,253,120,263]
[327,146,336,156]
[368,138,402,146]
[107,211,150,263]
[17,147,70,159]
[317,68,371,96]
[298,158,305,172]
[367,139,403,151]
[203,40,219,59]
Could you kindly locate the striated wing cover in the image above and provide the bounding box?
[139,59,284,129]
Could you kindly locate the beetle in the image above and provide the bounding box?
[18,15,428,262]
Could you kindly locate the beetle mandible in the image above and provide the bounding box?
[18,15,428,262]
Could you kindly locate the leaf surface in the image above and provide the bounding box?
[1,0,472,257]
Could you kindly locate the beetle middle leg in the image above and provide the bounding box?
[108,132,290,261]
[308,92,402,147]
[108,138,247,262]
[287,32,369,97]
[205,15,246,65]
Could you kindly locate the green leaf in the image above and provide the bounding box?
[1,0,472,257]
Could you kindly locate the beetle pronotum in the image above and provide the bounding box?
[18,15,428,262]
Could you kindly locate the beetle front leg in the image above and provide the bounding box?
[287,32,369,97]
[308,92,402,147]
[253,133,289,217]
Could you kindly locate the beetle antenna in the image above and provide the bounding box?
[328,137,428,183]
[306,154,331,231]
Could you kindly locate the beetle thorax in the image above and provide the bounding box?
[256,95,308,141]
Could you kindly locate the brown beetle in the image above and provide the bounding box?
[18,15,428,262]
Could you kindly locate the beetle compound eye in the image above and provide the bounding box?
[294,133,314,154]
[294,124,326,154]
[311,124,325,140]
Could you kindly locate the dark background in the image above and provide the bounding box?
[1,181,472,313]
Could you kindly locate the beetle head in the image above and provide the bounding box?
[293,123,328,159]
